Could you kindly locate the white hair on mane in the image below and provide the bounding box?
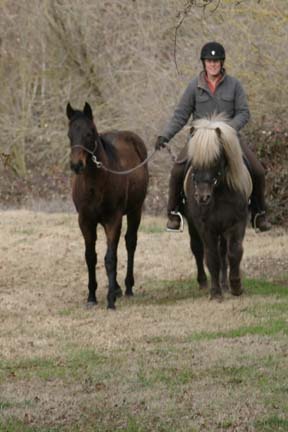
[187,114,252,199]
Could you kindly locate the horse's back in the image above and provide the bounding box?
[102,130,147,164]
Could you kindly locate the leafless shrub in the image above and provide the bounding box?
[0,0,287,176]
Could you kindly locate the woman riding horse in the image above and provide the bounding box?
[154,41,271,232]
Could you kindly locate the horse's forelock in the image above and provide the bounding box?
[187,123,221,168]
[187,115,252,199]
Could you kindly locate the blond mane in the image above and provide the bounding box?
[187,114,252,199]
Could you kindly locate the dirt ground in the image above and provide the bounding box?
[0,209,287,431]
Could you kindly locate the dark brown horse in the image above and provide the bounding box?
[183,115,252,300]
[66,102,149,309]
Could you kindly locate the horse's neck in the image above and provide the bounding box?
[96,137,114,167]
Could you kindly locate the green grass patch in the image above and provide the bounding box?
[245,300,288,322]
[244,278,288,297]
[136,279,206,305]
[0,348,109,382]
[137,366,194,389]
[0,419,62,432]
[117,417,146,432]
[58,307,79,317]
[0,399,33,411]
[187,319,288,342]
[13,228,36,236]
[255,416,288,431]
[207,364,267,386]
[136,278,287,306]
[0,401,13,410]
[139,223,164,234]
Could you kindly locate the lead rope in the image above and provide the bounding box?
[91,149,157,175]
[72,141,184,175]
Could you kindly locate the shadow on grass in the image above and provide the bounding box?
[132,276,287,307]
[133,279,207,305]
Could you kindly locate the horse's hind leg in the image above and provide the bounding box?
[188,222,208,289]
[125,208,142,296]
[79,216,98,306]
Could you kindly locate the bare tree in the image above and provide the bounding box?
[0,0,287,177]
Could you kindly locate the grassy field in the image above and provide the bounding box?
[0,210,287,432]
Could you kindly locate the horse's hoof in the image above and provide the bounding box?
[199,281,208,290]
[230,287,244,296]
[221,283,229,292]
[86,301,97,309]
[107,304,116,310]
[209,293,223,302]
[125,290,134,297]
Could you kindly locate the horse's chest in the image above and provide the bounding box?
[194,198,246,232]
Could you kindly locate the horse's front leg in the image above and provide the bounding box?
[79,215,98,306]
[219,235,229,292]
[188,222,207,289]
[103,215,122,309]
[204,232,222,300]
[228,230,244,296]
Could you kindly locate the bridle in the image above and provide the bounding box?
[71,140,102,168]
[191,168,223,188]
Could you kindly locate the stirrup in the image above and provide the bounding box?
[166,211,184,233]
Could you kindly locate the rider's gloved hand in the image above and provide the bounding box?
[154,136,168,151]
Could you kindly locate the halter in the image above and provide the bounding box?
[70,133,104,168]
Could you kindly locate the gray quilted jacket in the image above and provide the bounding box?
[161,70,250,141]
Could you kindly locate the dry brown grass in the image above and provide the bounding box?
[0,210,287,431]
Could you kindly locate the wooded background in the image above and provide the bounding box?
[0,0,287,219]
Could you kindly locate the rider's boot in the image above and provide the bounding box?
[166,162,186,232]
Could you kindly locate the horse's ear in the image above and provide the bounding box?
[83,102,93,120]
[66,102,75,120]
[215,127,221,138]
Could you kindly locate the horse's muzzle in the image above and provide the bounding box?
[70,160,85,174]
[194,187,212,206]
[195,194,212,206]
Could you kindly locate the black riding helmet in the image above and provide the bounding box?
[200,42,225,61]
